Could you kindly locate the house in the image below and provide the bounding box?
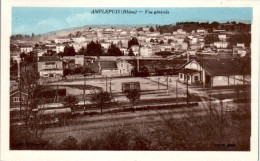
[178,59,250,87]
[237,43,245,48]
[218,34,227,41]
[140,47,153,57]
[177,29,186,35]
[10,49,20,62]
[20,46,33,53]
[99,61,119,77]
[213,41,229,48]
[37,56,63,77]
[10,90,28,110]
[72,37,86,43]
[197,29,207,35]
[56,44,66,53]
[116,59,133,76]
[75,55,84,67]
[54,38,71,44]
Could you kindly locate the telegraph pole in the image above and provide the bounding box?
[83,74,86,112]
[158,78,160,96]
[166,75,169,96]
[17,55,22,120]
[106,76,108,92]
[110,78,112,93]
[176,80,178,104]
[186,74,189,108]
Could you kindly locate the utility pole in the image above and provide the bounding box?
[110,78,112,93]
[17,55,22,120]
[83,74,86,113]
[166,75,169,96]
[209,87,212,122]
[186,74,189,108]
[158,78,160,96]
[106,76,108,92]
[176,80,178,104]
[55,85,59,103]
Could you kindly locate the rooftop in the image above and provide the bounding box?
[38,56,62,62]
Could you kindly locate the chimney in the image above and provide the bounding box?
[186,51,189,62]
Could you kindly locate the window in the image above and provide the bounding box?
[194,76,199,81]
[180,74,183,79]
[13,97,23,102]
[187,75,190,81]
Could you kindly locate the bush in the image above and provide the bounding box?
[59,136,79,150]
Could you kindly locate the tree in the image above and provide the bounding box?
[125,90,140,108]
[137,27,143,31]
[159,40,164,44]
[149,27,155,32]
[86,41,103,56]
[107,43,123,56]
[64,95,78,111]
[128,37,139,49]
[167,39,173,44]
[159,29,163,35]
[78,47,86,55]
[20,63,47,127]
[63,46,76,56]
[90,90,112,115]
[205,34,219,44]
[128,49,135,56]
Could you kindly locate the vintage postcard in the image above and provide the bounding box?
[1,0,259,161]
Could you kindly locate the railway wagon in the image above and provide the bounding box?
[122,82,140,93]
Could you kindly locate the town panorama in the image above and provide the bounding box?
[10,22,251,150]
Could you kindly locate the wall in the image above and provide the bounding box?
[40,70,63,77]
[101,69,119,77]
[212,75,249,87]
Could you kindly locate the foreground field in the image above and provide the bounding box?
[10,101,250,150]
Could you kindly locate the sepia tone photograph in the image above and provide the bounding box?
[1,0,259,160]
[9,7,253,151]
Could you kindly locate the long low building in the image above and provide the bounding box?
[178,58,250,87]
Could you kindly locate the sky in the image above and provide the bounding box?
[12,7,253,35]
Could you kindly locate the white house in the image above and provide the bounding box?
[218,34,227,41]
[72,37,86,43]
[54,38,71,44]
[140,47,153,57]
[214,42,229,49]
[116,59,133,76]
[20,46,33,53]
[56,45,65,53]
[75,55,84,67]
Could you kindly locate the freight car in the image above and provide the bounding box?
[122,82,140,93]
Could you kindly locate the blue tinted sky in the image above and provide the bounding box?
[12,7,252,35]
